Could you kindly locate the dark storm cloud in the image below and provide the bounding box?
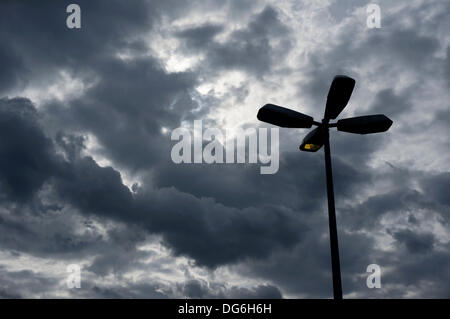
[391,229,435,254]
[176,6,292,77]
[234,217,410,299]
[45,57,198,171]
[0,208,99,257]
[0,0,154,68]
[70,278,282,299]
[329,165,450,297]
[134,187,306,267]
[152,145,369,213]
[70,281,170,299]
[446,46,450,87]
[182,279,208,298]
[340,188,420,231]
[0,98,307,270]
[237,235,335,297]
[382,246,450,298]
[0,0,449,299]
[373,29,440,68]
[0,98,148,270]
[0,0,177,169]
[55,155,134,219]
[0,45,27,96]
[59,141,307,268]
[1,0,208,175]
[367,88,412,117]
[331,131,387,164]
[84,225,150,276]
[0,98,56,201]
[175,24,224,48]
[340,166,450,232]
[421,172,450,207]
[180,279,282,298]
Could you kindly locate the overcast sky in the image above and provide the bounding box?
[0,0,449,298]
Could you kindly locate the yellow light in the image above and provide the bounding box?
[304,143,321,151]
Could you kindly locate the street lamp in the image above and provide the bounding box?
[257,75,393,300]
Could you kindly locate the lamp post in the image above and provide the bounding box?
[257,75,393,299]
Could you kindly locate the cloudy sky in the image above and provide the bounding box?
[0,0,449,298]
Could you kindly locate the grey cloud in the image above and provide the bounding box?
[0,266,60,298]
[43,57,198,171]
[391,229,435,254]
[298,2,447,118]
[446,46,450,87]
[153,144,369,214]
[0,0,154,66]
[367,88,412,117]
[72,278,282,299]
[181,279,282,298]
[340,167,450,232]
[0,98,307,270]
[1,0,200,174]
[421,172,450,207]
[175,24,224,48]
[374,29,440,67]
[74,282,170,299]
[183,279,209,298]
[136,188,306,267]
[0,98,56,201]
[340,188,419,231]
[226,284,283,299]
[0,45,27,96]
[380,246,450,298]
[177,6,293,77]
[236,228,382,298]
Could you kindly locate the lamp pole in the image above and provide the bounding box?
[322,120,343,300]
[257,75,393,300]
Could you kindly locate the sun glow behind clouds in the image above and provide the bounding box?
[146,28,203,73]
